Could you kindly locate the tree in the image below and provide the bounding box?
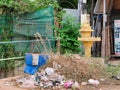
[0,0,60,15]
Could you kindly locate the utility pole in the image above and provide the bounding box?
[103,0,106,29]
[78,0,82,22]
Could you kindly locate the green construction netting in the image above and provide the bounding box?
[13,6,54,38]
[12,6,55,52]
[0,6,55,53]
[0,16,7,34]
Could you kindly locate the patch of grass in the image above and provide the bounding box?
[106,64,120,76]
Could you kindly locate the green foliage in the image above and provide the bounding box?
[0,0,34,15]
[106,65,120,76]
[0,0,60,15]
[55,14,81,54]
[36,0,60,10]
[0,15,15,71]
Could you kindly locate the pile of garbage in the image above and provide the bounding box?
[4,54,106,90]
[4,66,101,90]
[15,67,80,89]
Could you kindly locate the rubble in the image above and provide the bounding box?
[111,76,120,80]
[81,82,87,85]
[5,66,80,89]
[64,81,73,88]
[88,79,100,85]
[45,67,55,75]
[14,67,69,89]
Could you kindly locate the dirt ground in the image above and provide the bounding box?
[0,75,120,90]
[80,85,120,90]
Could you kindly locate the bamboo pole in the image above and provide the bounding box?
[0,56,24,61]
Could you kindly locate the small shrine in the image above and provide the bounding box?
[78,18,101,58]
